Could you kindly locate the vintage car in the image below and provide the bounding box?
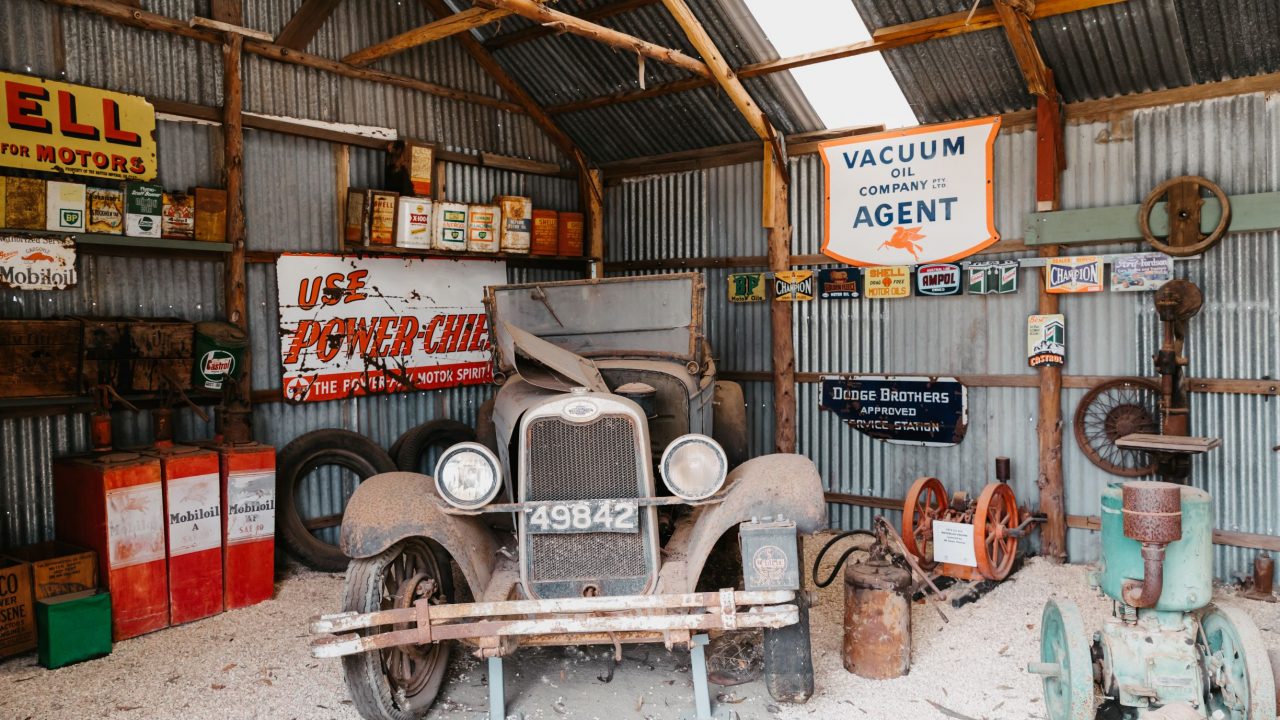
[309,273,826,720]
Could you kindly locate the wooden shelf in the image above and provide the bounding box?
[339,243,597,269]
[3,228,232,259]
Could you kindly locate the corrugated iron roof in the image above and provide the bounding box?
[850,0,1280,124]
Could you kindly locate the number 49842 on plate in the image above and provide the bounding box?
[526,499,639,534]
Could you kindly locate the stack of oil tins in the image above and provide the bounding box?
[342,140,585,257]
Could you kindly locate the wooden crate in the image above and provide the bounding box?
[0,320,82,399]
[80,317,193,392]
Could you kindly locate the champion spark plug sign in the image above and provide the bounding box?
[276,254,506,403]
[1,72,157,181]
[819,118,1000,267]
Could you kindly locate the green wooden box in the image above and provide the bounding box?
[36,590,112,669]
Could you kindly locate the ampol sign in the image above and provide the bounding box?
[819,118,1000,267]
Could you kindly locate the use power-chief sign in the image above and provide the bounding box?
[1,72,157,181]
[819,118,1000,267]
[276,254,506,403]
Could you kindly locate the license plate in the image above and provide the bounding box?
[525,499,639,534]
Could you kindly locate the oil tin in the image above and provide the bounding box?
[367,190,398,246]
[531,209,558,255]
[53,451,169,640]
[343,189,368,245]
[0,557,36,658]
[36,590,112,668]
[467,204,500,253]
[214,442,276,610]
[193,321,246,392]
[495,195,531,254]
[194,188,227,242]
[386,139,434,197]
[46,181,86,232]
[162,192,195,240]
[87,186,125,235]
[739,518,800,591]
[433,201,468,252]
[4,176,46,229]
[843,559,912,679]
[394,197,433,249]
[141,443,223,625]
[125,182,162,238]
[558,211,584,256]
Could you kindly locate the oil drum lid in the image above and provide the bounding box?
[844,558,912,592]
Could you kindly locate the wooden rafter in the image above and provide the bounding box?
[483,0,660,51]
[475,0,712,79]
[994,0,1055,98]
[343,6,511,66]
[274,0,343,50]
[546,0,1125,115]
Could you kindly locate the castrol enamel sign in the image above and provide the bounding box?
[275,254,506,403]
[819,117,1000,267]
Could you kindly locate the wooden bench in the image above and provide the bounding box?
[1116,434,1222,455]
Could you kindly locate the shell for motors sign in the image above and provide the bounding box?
[276,254,506,403]
[819,117,1000,267]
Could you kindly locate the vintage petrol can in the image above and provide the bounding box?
[432,201,468,252]
[87,185,125,235]
[4,176,46,229]
[394,196,432,249]
[531,209,559,255]
[161,191,195,240]
[125,182,162,238]
[140,443,223,625]
[558,211,584,256]
[45,180,86,232]
[367,190,398,246]
[467,204,500,253]
[194,187,227,242]
[213,442,276,610]
[343,189,368,245]
[843,559,911,678]
[0,557,36,658]
[193,320,247,392]
[495,195,531,254]
[53,451,169,640]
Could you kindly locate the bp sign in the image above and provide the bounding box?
[818,118,1000,267]
[820,376,967,447]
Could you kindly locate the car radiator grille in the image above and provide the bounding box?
[524,415,650,587]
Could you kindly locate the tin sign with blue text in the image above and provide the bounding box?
[820,375,968,446]
[819,118,1000,267]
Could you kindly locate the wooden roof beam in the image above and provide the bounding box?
[545,0,1125,115]
[474,0,712,79]
[343,6,511,66]
[994,0,1056,99]
[483,0,660,51]
[274,0,344,50]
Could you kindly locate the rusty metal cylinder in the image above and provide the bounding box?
[90,412,112,452]
[995,456,1011,483]
[1121,481,1183,544]
[1255,553,1274,595]
[843,559,912,679]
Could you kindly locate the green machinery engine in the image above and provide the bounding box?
[1030,481,1276,719]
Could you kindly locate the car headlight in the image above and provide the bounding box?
[433,442,502,510]
[659,434,728,501]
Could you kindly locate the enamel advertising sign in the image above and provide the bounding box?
[728,273,766,302]
[1027,314,1066,368]
[820,375,968,447]
[275,254,506,403]
[774,270,814,302]
[1045,256,1104,294]
[819,117,1000,267]
[1111,253,1172,292]
[1,72,157,181]
[864,265,911,299]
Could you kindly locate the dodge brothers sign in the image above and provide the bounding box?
[275,254,506,403]
[820,376,968,447]
[818,118,1000,267]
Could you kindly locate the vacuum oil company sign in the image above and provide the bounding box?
[819,118,1000,267]
[1,72,157,181]
[276,254,506,402]
[820,376,967,446]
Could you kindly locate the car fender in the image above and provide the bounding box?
[340,471,501,595]
[682,454,826,592]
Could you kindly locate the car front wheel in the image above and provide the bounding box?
[341,538,453,720]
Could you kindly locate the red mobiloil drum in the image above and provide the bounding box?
[54,452,169,640]
[139,442,223,625]
[215,442,276,609]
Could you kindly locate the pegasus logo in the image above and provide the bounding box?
[878,226,926,260]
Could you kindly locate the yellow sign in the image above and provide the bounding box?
[864,266,911,298]
[773,270,814,302]
[0,72,157,181]
[727,273,766,302]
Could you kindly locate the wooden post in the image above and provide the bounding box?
[764,145,796,453]
[583,169,604,278]
[222,31,252,442]
[1035,92,1066,562]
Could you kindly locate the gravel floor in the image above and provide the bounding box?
[3,542,1277,720]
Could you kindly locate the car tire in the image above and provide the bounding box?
[763,589,814,703]
[393,419,476,474]
[342,538,454,720]
[277,429,396,572]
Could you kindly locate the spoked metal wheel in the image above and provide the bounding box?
[902,476,947,569]
[342,538,453,720]
[1074,378,1162,477]
[974,483,1019,581]
[1031,599,1095,720]
[1198,604,1277,720]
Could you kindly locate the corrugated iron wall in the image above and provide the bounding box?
[607,93,1280,580]
[0,4,584,548]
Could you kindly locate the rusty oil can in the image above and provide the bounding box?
[843,558,912,678]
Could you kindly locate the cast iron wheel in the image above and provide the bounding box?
[974,482,1019,581]
[278,429,397,571]
[763,588,813,703]
[342,538,454,720]
[1074,378,1162,477]
[392,419,476,474]
[902,477,947,570]
[1197,604,1277,720]
[1036,598,1095,720]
